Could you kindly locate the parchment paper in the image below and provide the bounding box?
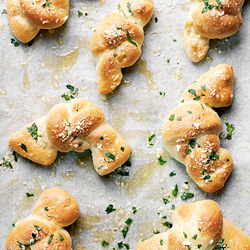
[0,0,250,249]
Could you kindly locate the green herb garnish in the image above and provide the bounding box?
[158,156,167,165]
[105,204,116,214]
[48,234,54,244]
[181,192,194,200]
[11,38,19,47]
[21,143,27,152]
[102,240,110,246]
[27,123,41,142]
[105,152,115,161]
[225,123,234,140]
[127,2,133,15]
[126,31,137,47]
[59,233,64,241]
[173,184,178,197]
[26,192,34,197]
[169,171,176,177]
[169,114,175,121]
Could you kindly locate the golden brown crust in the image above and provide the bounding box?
[5,188,79,250]
[8,98,132,175]
[32,187,79,227]
[137,200,250,250]
[183,0,244,62]
[162,64,234,193]
[7,0,69,43]
[9,117,58,166]
[91,0,154,94]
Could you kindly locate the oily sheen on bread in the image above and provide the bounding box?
[162,64,234,193]
[9,98,132,175]
[137,200,250,250]
[183,0,244,62]
[5,187,79,250]
[7,0,69,43]
[91,0,154,94]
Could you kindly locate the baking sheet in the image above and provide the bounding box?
[1,0,250,249]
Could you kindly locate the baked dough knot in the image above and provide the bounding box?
[5,187,79,250]
[7,0,69,43]
[183,0,244,62]
[137,200,250,250]
[9,99,132,176]
[162,64,234,193]
[91,0,154,94]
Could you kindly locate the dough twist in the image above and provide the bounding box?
[9,98,132,175]
[137,200,250,250]
[6,187,79,250]
[7,0,69,43]
[91,0,154,94]
[162,64,234,193]
[183,0,244,62]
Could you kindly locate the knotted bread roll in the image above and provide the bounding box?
[7,0,69,43]
[6,187,79,250]
[162,64,234,193]
[91,0,154,94]
[183,0,244,62]
[137,200,250,250]
[9,98,132,175]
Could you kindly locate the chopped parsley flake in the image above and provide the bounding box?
[0,158,13,169]
[59,233,64,241]
[163,221,173,228]
[170,171,176,177]
[202,0,214,12]
[173,184,178,197]
[225,123,234,140]
[126,31,137,47]
[48,234,54,244]
[181,192,194,200]
[193,234,197,240]
[126,218,133,225]
[201,85,206,91]
[61,84,79,101]
[160,239,163,245]
[27,123,41,142]
[122,226,129,238]
[11,38,19,47]
[17,241,30,249]
[34,225,41,231]
[132,206,137,214]
[148,134,155,142]
[183,232,187,238]
[162,198,169,204]
[26,192,34,197]
[188,89,196,96]
[127,2,133,15]
[2,9,7,14]
[105,204,116,214]
[169,114,175,121]
[155,17,158,23]
[102,240,110,246]
[193,96,201,101]
[21,143,27,152]
[177,116,182,121]
[214,239,227,250]
[158,156,167,165]
[105,152,115,161]
[78,10,83,17]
